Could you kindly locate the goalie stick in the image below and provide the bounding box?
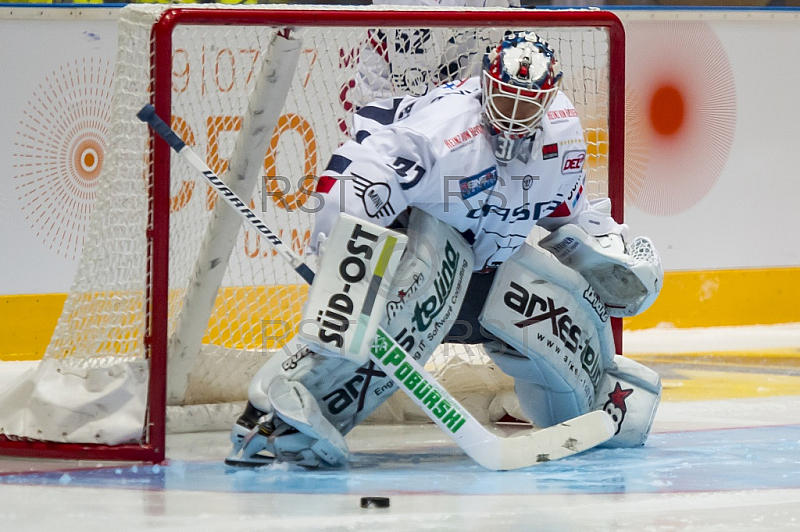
[137,104,616,471]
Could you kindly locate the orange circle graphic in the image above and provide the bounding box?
[72,136,104,181]
[625,22,736,215]
[649,84,685,137]
[13,58,113,260]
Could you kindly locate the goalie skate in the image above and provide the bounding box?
[225,377,351,469]
[225,405,326,468]
[224,402,279,468]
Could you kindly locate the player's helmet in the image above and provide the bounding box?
[481,31,562,163]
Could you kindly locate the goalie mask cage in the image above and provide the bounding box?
[0,5,624,463]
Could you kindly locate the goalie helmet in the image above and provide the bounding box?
[481,31,562,164]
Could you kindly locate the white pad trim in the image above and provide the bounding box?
[267,376,349,466]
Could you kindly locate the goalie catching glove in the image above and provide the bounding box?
[539,199,663,318]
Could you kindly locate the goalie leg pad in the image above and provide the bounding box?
[594,355,662,447]
[479,243,616,427]
[298,213,408,365]
[227,405,346,468]
[513,380,584,428]
[229,347,351,468]
[233,209,474,466]
[485,341,586,427]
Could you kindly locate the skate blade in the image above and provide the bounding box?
[224,457,274,468]
[224,451,276,468]
[224,438,276,468]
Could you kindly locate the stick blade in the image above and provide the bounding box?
[475,411,616,471]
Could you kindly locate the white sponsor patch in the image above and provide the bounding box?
[561,150,586,174]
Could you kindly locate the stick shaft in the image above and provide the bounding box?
[137,104,314,285]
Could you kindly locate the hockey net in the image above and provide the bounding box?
[0,5,624,461]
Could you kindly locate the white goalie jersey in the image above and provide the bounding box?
[313,77,604,272]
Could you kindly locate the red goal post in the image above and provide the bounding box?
[0,5,625,463]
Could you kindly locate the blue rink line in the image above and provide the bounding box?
[1,425,799,495]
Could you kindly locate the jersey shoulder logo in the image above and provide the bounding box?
[522,175,536,190]
[352,173,396,219]
[561,150,586,174]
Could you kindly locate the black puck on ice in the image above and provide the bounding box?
[360,496,390,509]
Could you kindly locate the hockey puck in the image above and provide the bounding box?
[360,496,390,509]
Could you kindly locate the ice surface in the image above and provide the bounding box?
[0,324,798,531]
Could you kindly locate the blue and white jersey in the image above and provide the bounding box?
[313,77,594,271]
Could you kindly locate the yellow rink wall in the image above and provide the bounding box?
[1,293,66,360]
[2,266,799,360]
[625,267,800,330]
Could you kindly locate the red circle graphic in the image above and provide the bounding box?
[13,58,113,260]
[625,22,736,215]
[649,84,685,137]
